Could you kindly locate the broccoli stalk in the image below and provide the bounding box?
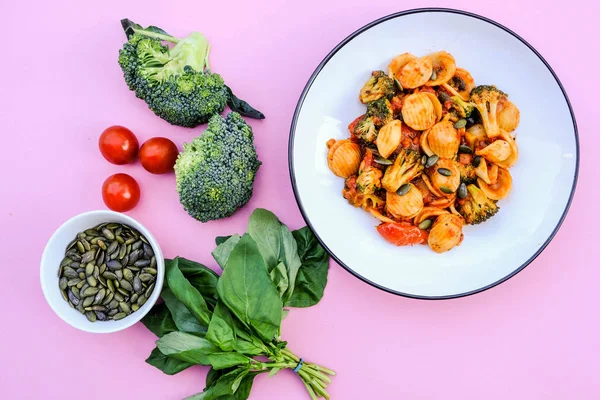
[119,19,264,127]
[470,85,507,138]
[458,184,499,224]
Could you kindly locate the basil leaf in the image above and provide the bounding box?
[207,301,236,351]
[215,236,232,246]
[227,371,261,400]
[186,368,250,400]
[146,347,194,375]
[162,289,207,335]
[234,338,264,356]
[278,225,301,305]
[156,332,219,365]
[225,85,265,120]
[270,262,289,297]
[286,226,330,308]
[207,352,251,370]
[142,302,178,337]
[217,234,282,342]
[206,367,231,388]
[166,258,212,326]
[212,234,240,270]
[175,258,219,306]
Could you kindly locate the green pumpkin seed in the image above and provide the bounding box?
[437,168,452,177]
[98,276,107,287]
[118,244,127,260]
[119,302,131,314]
[132,240,143,251]
[96,251,105,266]
[81,250,95,263]
[114,279,120,289]
[78,272,85,279]
[130,293,139,304]
[145,283,155,298]
[106,279,115,293]
[117,288,129,296]
[107,308,119,317]
[85,263,94,276]
[121,254,129,267]
[440,186,454,194]
[150,257,156,269]
[61,289,69,302]
[143,243,154,257]
[82,287,99,297]
[68,290,80,305]
[458,183,468,199]
[107,223,120,230]
[102,229,115,240]
[66,239,78,252]
[103,291,114,306]
[59,277,68,291]
[113,312,127,321]
[108,299,119,310]
[131,304,140,312]
[85,311,97,322]
[90,305,106,312]
[134,259,150,267]
[115,270,123,280]
[76,280,86,289]
[97,239,107,250]
[128,266,140,272]
[87,276,97,287]
[143,268,157,275]
[81,239,91,251]
[133,276,142,293]
[140,235,149,245]
[94,288,106,304]
[137,295,147,307]
[99,263,107,275]
[453,119,467,129]
[67,278,81,287]
[472,155,482,167]
[79,284,89,296]
[106,241,118,255]
[418,219,433,230]
[61,257,73,267]
[396,184,411,196]
[82,296,94,308]
[106,260,122,270]
[103,271,118,280]
[119,280,133,292]
[116,236,125,245]
[421,155,427,165]
[394,77,403,91]
[459,144,473,154]
[71,286,80,299]
[430,69,437,81]
[114,292,125,302]
[123,269,134,282]
[76,241,85,253]
[139,273,153,283]
[425,155,439,168]
[125,237,136,245]
[62,267,78,279]
[374,156,393,166]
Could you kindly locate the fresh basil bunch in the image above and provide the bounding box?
[142,209,334,400]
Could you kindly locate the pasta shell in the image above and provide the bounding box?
[476,140,511,163]
[422,92,443,122]
[427,121,460,159]
[401,93,437,130]
[474,157,491,184]
[441,67,475,101]
[495,130,518,168]
[429,195,456,209]
[425,51,457,86]
[488,162,499,185]
[414,207,450,224]
[398,57,433,89]
[478,167,512,200]
[386,185,424,218]
[420,128,434,157]
[369,208,395,223]
[428,214,464,253]
[376,120,402,158]
[389,53,417,78]
[465,124,487,149]
[497,99,520,132]
[326,139,361,178]
[428,158,461,196]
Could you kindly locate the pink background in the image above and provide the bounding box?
[1,0,597,399]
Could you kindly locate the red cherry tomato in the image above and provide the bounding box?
[139,137,179,174]
[99,126,139,165]
[376,222,428,246]
[102,173,140,212]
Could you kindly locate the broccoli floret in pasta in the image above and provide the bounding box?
[470,85,507,138]
[457,184,498,224]
[359,70,395,103]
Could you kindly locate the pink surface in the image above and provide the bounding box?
[1,1,597,399]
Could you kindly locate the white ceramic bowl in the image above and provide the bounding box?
[40,210,164,333]
[289,8,579,299]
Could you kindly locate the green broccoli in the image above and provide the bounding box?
[359,70,395,103]
[458,184,499,224]
[381,149,424,192]
[174,112,261,222]
[366,98,393,127]
[118,19,264,127]
[470,85,507,138]
[353,116,378,143]
[451,96,475,118]
[457,163,477,184]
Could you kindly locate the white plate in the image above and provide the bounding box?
[289,8,579,299]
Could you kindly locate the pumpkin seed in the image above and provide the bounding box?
[430,69,437,81]
[131,304,140,312]
[106,260,122,270]
[76,280,86,289]
[137,295,147,307]
[133,276,142,293]
[85,311,97,322]
[107,309,119,317]
[82,287,99,297]
[87,276,97,287]
[150,257,156,269]
[119,280,133,292]
[440,186,454,194]
[66,239,78,252]
[472,155,482,167]
[118,244,127,260]
[134,259,150,267]
[59,277,68,291]
[71,287,80,299]
[103,271,118,280]
[63,267,78,279]
[115,270,123,280]
[143,243,154,257]
[96,250,105,266]
[128,250,140,264]
[116,236,125,244]
[459,144,473,154]
[94,288,106,304]
[78,272,85,279]
[396,184,411,196]
[139,273,154,283]
[76,241,85,253]
[103,291,114,306]
[425,155,439,168]
[418,219,433,230]
[128,266,140,272]
[61,289,69,302]
[117,288,129,296]
[130,293,139,304]
[121,255,129,268]
[132,240,143,251]
[69,261,80,269]
[68,290,80,306]
[453,119,467,129]
[458,183,468,199]
[394,77,403,91]
[140,235,149,245]
[90,305,106,312]
[67,278,81,287]
[61,257,73,267]
[437,168,452,177]
[81,250,95,263]
[123,269,134,282]
[113,312,127,321]
[96,311,107,321]
[145,283,155,298]
[98,276,107,288]
[107,223,120,230]
[99,263,107,275]
[143,268,157,275]
[374,156,393,166]
[85,263,94,276]
[119,302,131,314]
[102,228,115,240]
[81,239,91,251]
[125,237,136,245]
[421,155,427,165]
[82,296,94,308]
[114,292,125,302]
[108,299,119,310]
[106,241,118,255]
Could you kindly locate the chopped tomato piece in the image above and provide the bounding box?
[348,115,364,135]
[459,153,473,164]
[376,222,428,246]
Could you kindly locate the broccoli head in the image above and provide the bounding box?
[174,112,261,222]
[451,96,475,118]
[118,19,263,127]
[470,85,507,138]
[457,163,477,184]
[353,116,378,143]
[458,184,499,224]
[359,70,395,103]
[356,167,383,195]
[381,149,424,192]
[366,98,394,127]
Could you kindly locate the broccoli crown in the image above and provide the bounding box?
[356,167,382,195]
[118,22,228,127]
[360,70,395,103]
[451,96,475,118]
[366,98,393,127]
[457,163,477,184]
[354,116,378,143]
[174,112,261,222]
[458,184,498,224]
[381,149,424,192]
[470,85,506,104]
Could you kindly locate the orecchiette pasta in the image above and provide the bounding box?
[326,51,520,253]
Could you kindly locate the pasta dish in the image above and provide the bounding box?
[326,51,520,253]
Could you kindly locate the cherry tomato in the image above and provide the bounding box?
[102,173,140,212]
[99,126,139,165]
[139,137,179,174]
[376,222,428,246]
